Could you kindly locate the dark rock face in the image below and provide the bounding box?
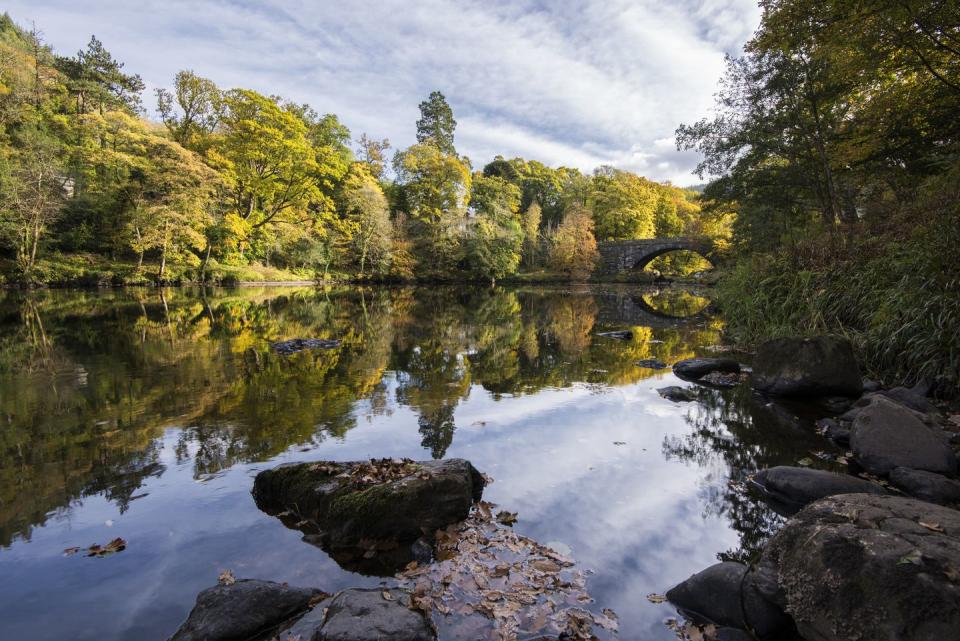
[672,358,740,381]
[851,396,957,476]
[760,494,960,641]
[889,467,960,506]
[752,466,886,514]
[665,562,790,640]
[169,579,324,641]
[253,459,484,573]
[815,418,850,446]
[270,338,341,355]
[752,336,862,398]
[318,589,434,641]
[657,386,697,402]
[878,385,936,414]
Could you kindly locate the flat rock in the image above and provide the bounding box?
[889,467,960,506]
[878,385,936,414]
[752,336,861,397]
[752,466,886,514]
[657,386,697,402]
[851,395,956,476]
[318,589,434,641]
[759,493,960,641]
[665,561,789,640]
[253,459,484,571]
[672,358,740,381]
[169,579,324,641]
[698,371,741,388]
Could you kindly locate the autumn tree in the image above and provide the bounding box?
[156,70,222,150]
[521,201,542,267]
[548,204,599,280]
[356,133,390,180]
[589,167,658,240]
[342,165,392,276]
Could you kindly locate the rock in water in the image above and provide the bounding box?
[699,371,741,388]
[270,338,341,355]
[759,494,960,641]
[169,579,324,641]
[253,458,485,566]
[317,589,434,641]
[752,336,862,397]
[657,386,697,402]
[851,395,957,476]
[751,466,886,514]
[635,358,669,369]
[665,562,789,640]
[889,467,960,506]
[673,357,740,381]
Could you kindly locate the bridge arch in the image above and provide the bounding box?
[596,237,715,275]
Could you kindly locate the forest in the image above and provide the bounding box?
[0,14,726,287]
[678,0,960,390]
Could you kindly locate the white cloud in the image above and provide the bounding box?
[6,0,761,183]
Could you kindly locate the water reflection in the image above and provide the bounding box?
[0,285,826,641]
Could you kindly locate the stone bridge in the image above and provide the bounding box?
[594,289,710,328]
[596,237,715,274]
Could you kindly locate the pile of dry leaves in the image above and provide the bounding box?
[395,501,618,641]
[310,458,429,486]
[63,537,126,557]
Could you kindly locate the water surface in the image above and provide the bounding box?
[0,285,835,640]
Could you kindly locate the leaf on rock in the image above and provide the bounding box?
[646,593,667,603]
[496,511,518,526]
[218,569,236,585]
[919,521,945,533]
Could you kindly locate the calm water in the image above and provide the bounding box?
[0,285,837,641]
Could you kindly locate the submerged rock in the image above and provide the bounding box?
[752,336,861,397]
[751,466,886,514]
[253,458,485,573]
[759,493,960,641]
[657,386,698,402]
[698,371,741,388]
[317,589,434,641]
[672,357,740,381]
[665,561,790,640]
[270,338,341,355]
[635,358,669,369]
[169,579,324,641]
[851,395,956,476]
[889,467,960,506]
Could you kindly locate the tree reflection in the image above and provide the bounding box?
[0,284,722,545]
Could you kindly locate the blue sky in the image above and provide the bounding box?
[10,0,760,184]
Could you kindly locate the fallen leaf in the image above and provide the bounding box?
[63,547,81,556]
[646,593,667,603]
[381,590,394,601]
[218,569,236,585]
[496,511,518,526]
[796,457,813,467]
[919,521,945,533]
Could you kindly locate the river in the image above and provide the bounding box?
[0,285,840,640]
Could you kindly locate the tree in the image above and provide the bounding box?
[210,89,323,257]
[416,90,456,155]
[356,133,390,180]
[0,126,65,276]
[465,174,523,284]
[548,205,599,280]
[589,167,658,240]
[521,201,542,267]
[155,70,221,150]
[56,35,144,115]
[343,165,392,276]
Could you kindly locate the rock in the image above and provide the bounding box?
[815,418,850,446]
[759,493,960,641]
[597,330,633,340]
[889,467,960,506]
[752,336,862,397]
[878,385,937,414]
[318,589,434,641]
[635,358,668,369]
[666,562,789,640]
[751,466,886,514]
[672,357,740,381]
[253,459,484,570]
[716,629,754,641]
[270,338,342,355]
[816,396,854,414]
[851,395,956,476]
[283,598,332,641]
[862,378,881,393]
[698,371,741,388]
[410,537,433,564]
[657,386,697,402]
[169,579,324,641]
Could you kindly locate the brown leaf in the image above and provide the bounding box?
[919,521,945,533]
[496,511,518,526]
[218,569,236,585]
[63,547,81,556]
[646,593,667,603]
[381,590,394,601]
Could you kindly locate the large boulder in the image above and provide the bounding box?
[752,336,862,398]
[253,458,484,572]
[851,395,956,476]
[673,358,740,381]
[752,466,886,514]
[317,589,434,641]
[759,493,960,641]
[665,562,790,640]
[169,579,324,641]
[889,467,960,506]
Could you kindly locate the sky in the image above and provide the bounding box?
[7,0,761,184]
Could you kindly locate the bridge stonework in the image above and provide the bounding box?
[596,237,714,275]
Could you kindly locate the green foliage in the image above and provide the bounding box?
[547,205,599,280]
[415,90,456,155]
